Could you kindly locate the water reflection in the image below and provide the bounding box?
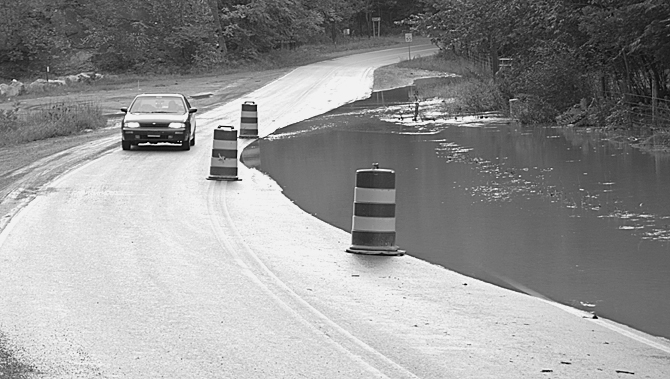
[244,87,670,340]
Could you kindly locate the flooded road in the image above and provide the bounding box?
[242,87,670,340]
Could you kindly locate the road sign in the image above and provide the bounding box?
[372,17,380,21]
[405,33,413,43]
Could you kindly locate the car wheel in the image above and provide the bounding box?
[181,138,191,151]
[190,134,195,146]
[122,141,131,150]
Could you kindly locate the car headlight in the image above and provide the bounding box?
[125,122,140,128]
[169,122,185,129]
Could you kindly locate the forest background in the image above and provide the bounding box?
[1,0,669,128]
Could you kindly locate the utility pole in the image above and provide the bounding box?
[405,32,412,60]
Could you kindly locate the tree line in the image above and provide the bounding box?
[0,0,420,77]
[408,0,670,125]
[2,0,669,125]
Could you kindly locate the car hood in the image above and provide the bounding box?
[123,113,189,123]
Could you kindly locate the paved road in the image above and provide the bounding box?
[0,43,441,378]
[3,42,670,378]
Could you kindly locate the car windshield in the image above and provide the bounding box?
[130,96,186,114]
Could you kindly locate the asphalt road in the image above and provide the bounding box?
[3,42,670,379]
[0,43,442,378]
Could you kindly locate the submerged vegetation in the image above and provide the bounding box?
[398,52,504,116]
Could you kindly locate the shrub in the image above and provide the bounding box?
[401,53,506,115]
[0,102,21,133]
[501,42,590,123]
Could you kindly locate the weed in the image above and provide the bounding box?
[0,101,106,147]
[0,101,21,133]
[398,53,505,115]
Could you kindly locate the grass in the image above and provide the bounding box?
[396,52,505,115]
[0,100,107,147]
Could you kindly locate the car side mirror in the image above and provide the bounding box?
[120,107,128,113]
[189,108,198,113]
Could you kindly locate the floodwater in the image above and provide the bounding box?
[242,85,670,340]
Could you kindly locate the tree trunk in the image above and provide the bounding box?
[489,35,499,76]
[652,68,658,126]
[208,0,227,56]
[622,50,632,128]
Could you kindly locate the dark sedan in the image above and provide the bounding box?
[120,94,197,150]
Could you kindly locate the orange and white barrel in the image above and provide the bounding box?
[207,126,240,181]
[239,101,258,138]
[346,163,405,256]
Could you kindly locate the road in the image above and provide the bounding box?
[3,42,670,379]
[0,43,441,378]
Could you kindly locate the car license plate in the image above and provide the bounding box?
[148,134,160,138]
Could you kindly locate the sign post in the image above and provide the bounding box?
[372,17,381,37]
[405,32,413,60]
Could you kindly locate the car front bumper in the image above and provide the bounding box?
[122,128,188,144]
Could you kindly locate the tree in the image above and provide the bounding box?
[0,0,74,76]
[411,0,670,123]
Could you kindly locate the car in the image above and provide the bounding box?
[120,93,197,151]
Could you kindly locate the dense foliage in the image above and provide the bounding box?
[406,0,670,125]
[2,0,669,126]
[0,0,421,77]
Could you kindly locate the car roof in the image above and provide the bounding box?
[134,93,186,98]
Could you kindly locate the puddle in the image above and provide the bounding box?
[242,86,670,340]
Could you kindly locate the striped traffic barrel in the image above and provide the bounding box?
[207,126,240,181]
[239,101,258,138]
[346,163,405,256]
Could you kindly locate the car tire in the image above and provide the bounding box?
[122,141,131,150]
[190,133,195,146]
[181,138,191,151]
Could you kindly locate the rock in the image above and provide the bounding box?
[76,72,103,83]
[4,80,25,97]
[28,79,66,93]
[65,75,81,83]
[557,105,588,126]
[27,80,47,93]
[76,73,92,83]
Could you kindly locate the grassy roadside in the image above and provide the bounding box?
[395,53,505,115]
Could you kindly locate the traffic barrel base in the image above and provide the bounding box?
[207,126,241,181]
[239,101,258,139]
[346,163,405,256]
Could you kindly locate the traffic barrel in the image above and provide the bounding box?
[346,163,405,256]
[207,126,240,181]
[239,101,258,138]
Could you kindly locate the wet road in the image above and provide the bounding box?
[246,87,670,340]
[0,43,439,378]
